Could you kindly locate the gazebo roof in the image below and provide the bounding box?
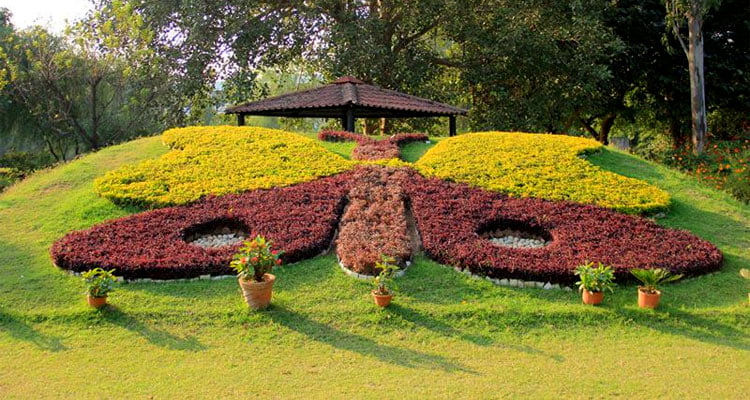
[224,76,467,118]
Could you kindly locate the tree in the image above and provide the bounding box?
[700,0,750,139]
[665,0,721,155]
[579,0,689,145]
[131,0,454,134]
[440,0,621,134]
[4,2,177,159]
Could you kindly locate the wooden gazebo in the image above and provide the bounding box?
[224,76,467,136]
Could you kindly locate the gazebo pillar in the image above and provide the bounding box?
[237,114,245,126]
[449,115,456,136]
[345,108,356,132]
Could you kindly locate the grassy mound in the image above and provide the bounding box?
[95,126,352,207]
[416,132,671,214]
[0,133,748,398]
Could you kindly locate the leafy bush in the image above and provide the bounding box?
[574,262,616,293]
[373,255,399,295]
[336,166,412,275]
[415,132,670,214]
[724,166,750,203]
[230,236,283,282]
[657,138,750,203]
[318,130,372,145]
[0,152,53,191]
[53,171,355,279]
[0,167,23,191]
[708,108,747,141]
[630,268,682,294]
[0,151,54,173]
[82,268,117,297]
[404,173,722,285]
[95,126,353,207]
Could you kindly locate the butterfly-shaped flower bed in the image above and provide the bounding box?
[51,127,722,283]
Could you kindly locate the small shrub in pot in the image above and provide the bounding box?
[372,255,399,308]
[230,235,283,310]
[574,262,615,305]
[630,268,683,309]
[82,268,117,308]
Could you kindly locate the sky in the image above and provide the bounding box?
[1,0,93,31]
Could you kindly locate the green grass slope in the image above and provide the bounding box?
[0,134,748,399]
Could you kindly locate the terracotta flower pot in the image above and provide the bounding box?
[371,290,393,307]
[87,295,107,308]
[238,273,276,310]
[638,289,661,309]
[581,290,604,305]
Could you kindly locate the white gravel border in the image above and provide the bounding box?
[337,257,409,280]
[452,267,573,291]
[61,254,573,290]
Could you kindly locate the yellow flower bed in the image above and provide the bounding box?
[95,126,353,206]
[415,132,670,214]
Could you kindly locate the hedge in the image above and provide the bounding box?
[336,166,413,274]
[53,172,355,279]
[95,126,352,207]
[403,173,722,284]
[415,132,671,214]
[54,165,721,282]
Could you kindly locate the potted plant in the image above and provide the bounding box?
[82,268,117,308]
[574,261,616,305]
[630,268,683,309]
[741,269,750,304]
[230,235,283,310]
[371,255,399,307]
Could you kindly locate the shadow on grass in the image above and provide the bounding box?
[268,305,477,373]
[387,303,493,345]
[386,303,565,362]
[614,305,750,352]
[0,311,67,352]
[125,254,340,299]
[98,305,206,351]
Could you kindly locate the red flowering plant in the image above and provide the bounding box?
[661,137,750,202]
[230,236,283,282]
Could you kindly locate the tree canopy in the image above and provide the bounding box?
[0,0,747,162]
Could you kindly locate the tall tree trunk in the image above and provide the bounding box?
[580,118,598,140]
[598,113,617,145]
[363,118,379,136]
[88,78,102,150]
[379,117,390,136]
[687,12,707,155]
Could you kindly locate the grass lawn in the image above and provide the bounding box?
[0,133,748,398]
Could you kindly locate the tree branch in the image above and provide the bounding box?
[671,2,689,57]
[392,18,440,54]
[432,57,463,69]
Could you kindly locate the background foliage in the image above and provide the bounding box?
[0,0,747,198]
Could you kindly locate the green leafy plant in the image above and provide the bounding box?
[630,268,683,294]
[373,255,399,295]
[0,167,23,191]
[574,261,616,293]
[82,268,117,297]
[230,235,283,282]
